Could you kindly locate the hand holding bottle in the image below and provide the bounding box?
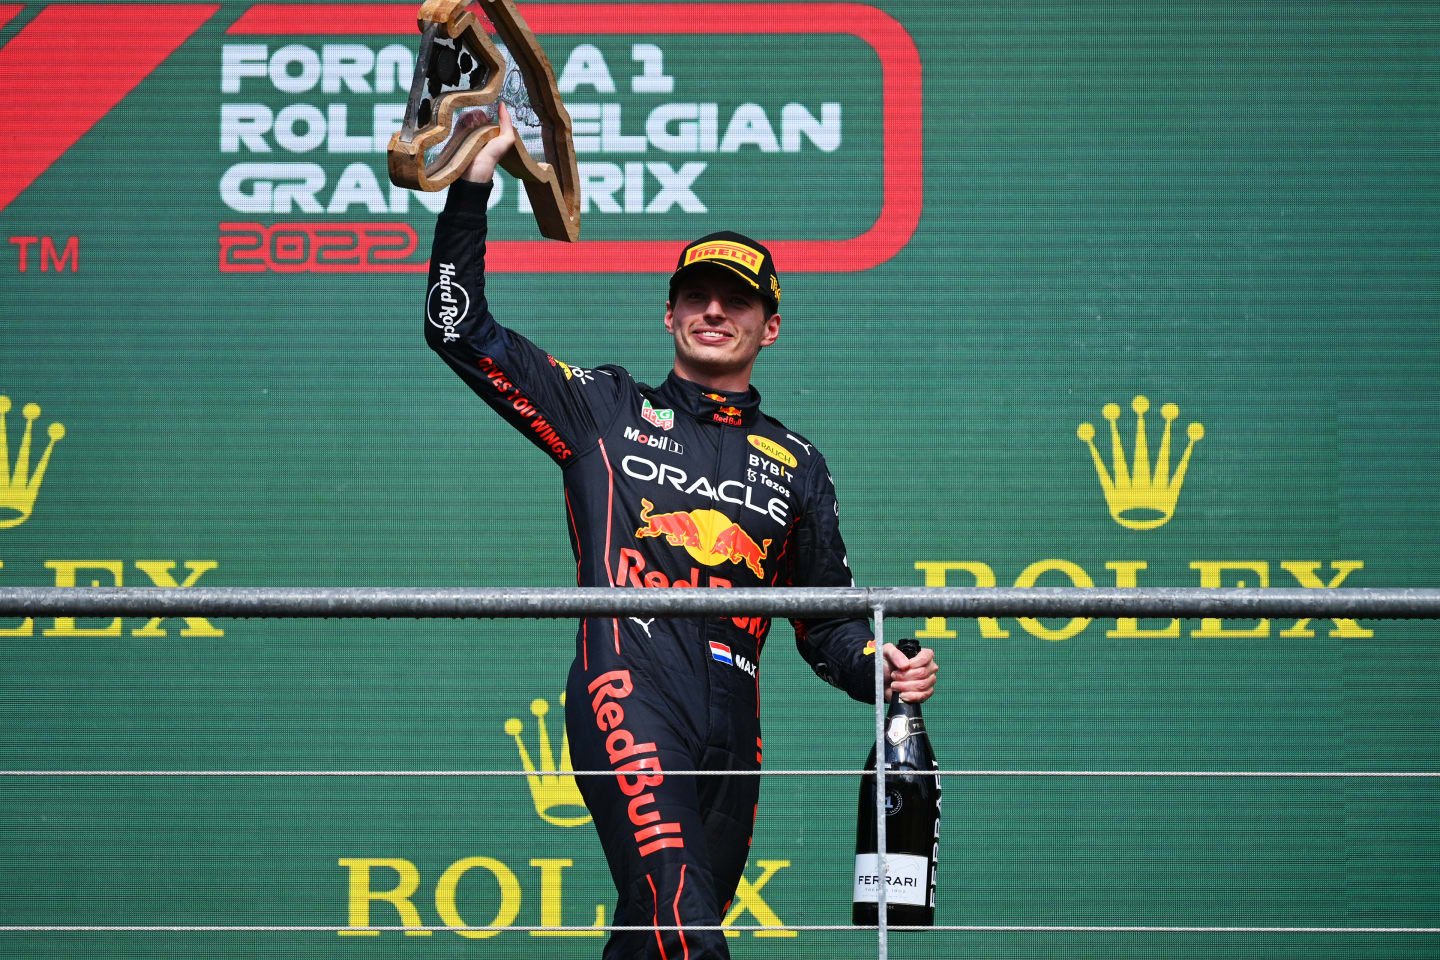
[882,640,938,703]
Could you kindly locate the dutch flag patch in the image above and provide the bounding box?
[709,641,733,665]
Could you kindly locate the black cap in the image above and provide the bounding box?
[668,231,781,313]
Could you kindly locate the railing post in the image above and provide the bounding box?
[872,601,888,960]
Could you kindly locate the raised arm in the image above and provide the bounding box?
[424,105,620,464]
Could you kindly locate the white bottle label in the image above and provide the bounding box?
[853,853,929,906]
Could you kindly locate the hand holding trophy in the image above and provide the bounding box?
[387,0,580,241]
[456,98,515,184]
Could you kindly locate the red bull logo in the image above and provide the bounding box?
[710,520,771,578]
[635,499,772,577]
[635,498,704,551]
[712,405,744,426]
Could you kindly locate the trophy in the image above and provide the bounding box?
[387,0,580,242]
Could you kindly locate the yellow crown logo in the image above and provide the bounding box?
[1,395,65,529]
[504,694,591,827]
[1078,396,1203,531]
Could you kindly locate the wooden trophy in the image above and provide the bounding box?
[387,0,580,242]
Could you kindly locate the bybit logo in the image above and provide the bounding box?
[1078,396,1203,530]
[504,694,591,827]
[0,395,65,529]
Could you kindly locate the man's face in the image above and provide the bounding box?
[665,265,781,390]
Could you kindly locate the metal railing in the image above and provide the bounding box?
[3,585,1439,959]
[3,585,1440,620]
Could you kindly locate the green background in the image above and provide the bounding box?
[2,1,1438,956]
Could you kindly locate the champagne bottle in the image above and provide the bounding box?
[853,638,940,926]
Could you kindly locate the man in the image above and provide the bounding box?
[424,106,938,958]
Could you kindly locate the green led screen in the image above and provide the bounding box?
[2,2,1439,957]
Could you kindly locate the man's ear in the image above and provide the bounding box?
[664,302,675,333]
[760,312,781,347]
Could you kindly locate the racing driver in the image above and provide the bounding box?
[423,105,938,959]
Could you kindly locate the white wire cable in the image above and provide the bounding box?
[0,924,1436,934]
[1,769,1437,777]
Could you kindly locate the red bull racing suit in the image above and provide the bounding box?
[426,179,876,959]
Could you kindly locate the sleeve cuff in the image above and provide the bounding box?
[443,177,494,215]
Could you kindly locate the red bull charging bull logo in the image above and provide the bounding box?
[635,498,771,578]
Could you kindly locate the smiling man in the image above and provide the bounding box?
[423,106,937,960]
[665,232,782,393]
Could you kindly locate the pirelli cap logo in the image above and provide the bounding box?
[672,230,782,304]
[685,240,763,277]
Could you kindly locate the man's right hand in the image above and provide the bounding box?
[460,101,517,183]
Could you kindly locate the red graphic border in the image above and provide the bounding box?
[226,3,922,273]
[0,3,220,214]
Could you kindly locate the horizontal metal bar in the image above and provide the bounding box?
[0,586,1438,620]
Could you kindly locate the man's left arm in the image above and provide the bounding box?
[787,456,938,704]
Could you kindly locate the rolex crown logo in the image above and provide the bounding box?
[1078,396,1203,531]
[0,395,65,529]
[504,693,591,827]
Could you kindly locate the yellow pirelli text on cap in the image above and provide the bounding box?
[748,435,797,468]
[686,241,763,275]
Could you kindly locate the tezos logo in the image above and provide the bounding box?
[426,262,469,342]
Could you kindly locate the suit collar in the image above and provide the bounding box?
[659,371,761,427]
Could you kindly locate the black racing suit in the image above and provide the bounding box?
[426,179,876,959]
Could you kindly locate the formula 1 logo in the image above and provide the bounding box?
[0,4,220,214]
[1,5,920,272]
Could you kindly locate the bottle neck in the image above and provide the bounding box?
[888,695,923,717]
